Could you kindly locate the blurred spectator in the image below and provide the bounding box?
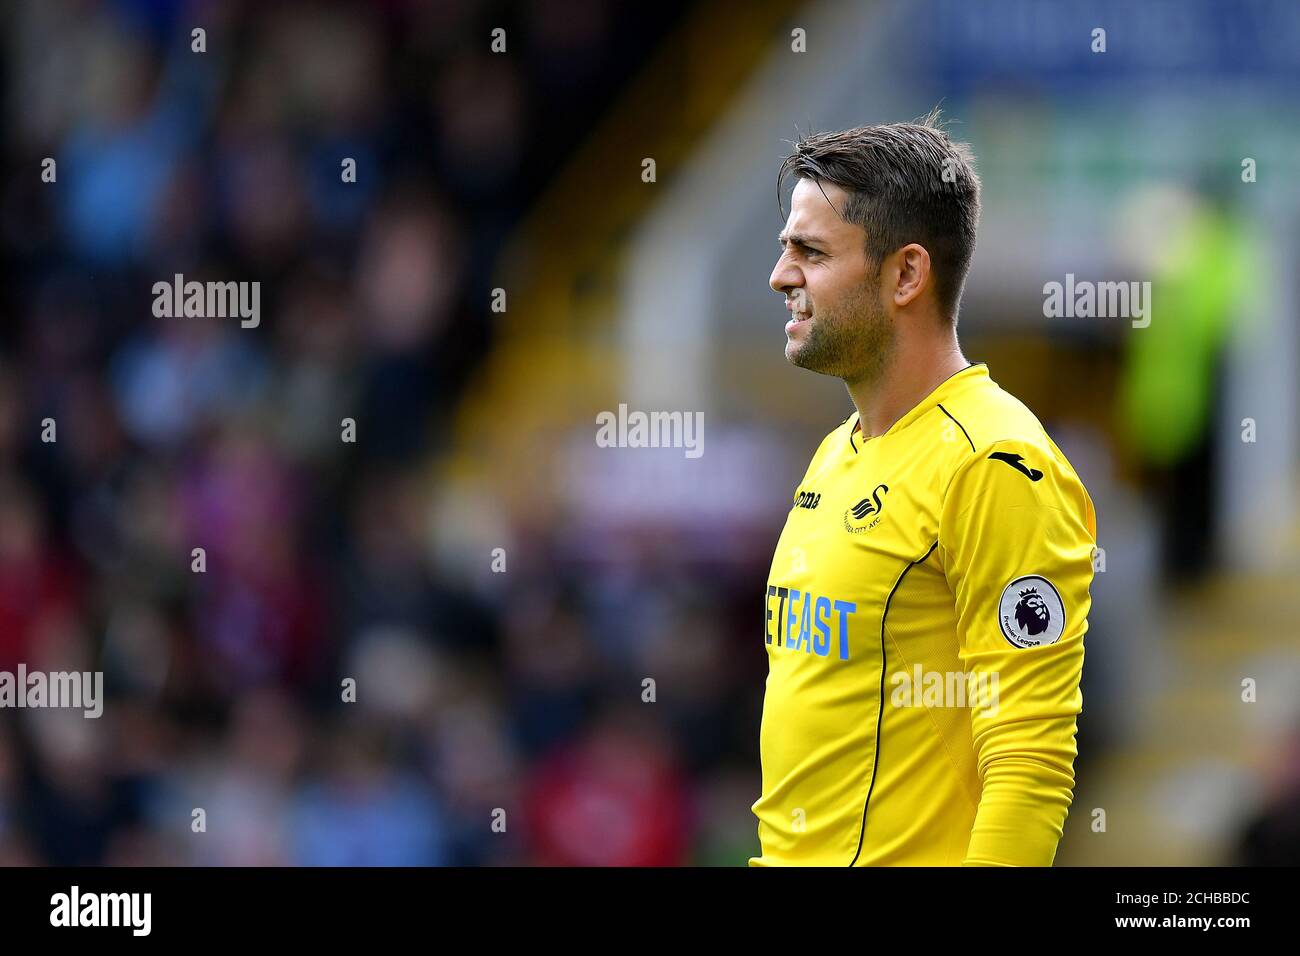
[524,703,691,866]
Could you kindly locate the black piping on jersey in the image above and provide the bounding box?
[844,362,984,455]
[937,404,976,453]
[849,538,940,867]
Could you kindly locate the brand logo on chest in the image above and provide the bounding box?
[792,490,821,510]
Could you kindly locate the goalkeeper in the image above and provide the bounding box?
[752,114,1096,866]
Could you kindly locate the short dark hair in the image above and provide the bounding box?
[777,109,981,321]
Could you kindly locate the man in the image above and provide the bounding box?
[751,114,1097,866]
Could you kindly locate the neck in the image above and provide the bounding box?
[846,331,968,439]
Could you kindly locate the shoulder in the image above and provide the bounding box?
[785,413,859,500]
[809,411,860,464]
[936,376,1093,525]
[932,375,1051,461]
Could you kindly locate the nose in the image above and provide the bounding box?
[769,251,802,297]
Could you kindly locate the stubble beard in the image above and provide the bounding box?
[786,276,895,386]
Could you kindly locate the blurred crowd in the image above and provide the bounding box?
[0,0,771,866]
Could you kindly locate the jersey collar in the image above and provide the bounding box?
[851,362,988,449]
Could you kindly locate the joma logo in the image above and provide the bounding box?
[793,490,821,510]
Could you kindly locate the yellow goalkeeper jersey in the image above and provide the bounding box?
[750,362,1096,866]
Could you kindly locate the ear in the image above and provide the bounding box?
[891,243,931,308]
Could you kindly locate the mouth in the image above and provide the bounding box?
[785,299,811,334]
[785,310,811,334]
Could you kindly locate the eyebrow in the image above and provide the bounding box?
[777,232,827,249]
